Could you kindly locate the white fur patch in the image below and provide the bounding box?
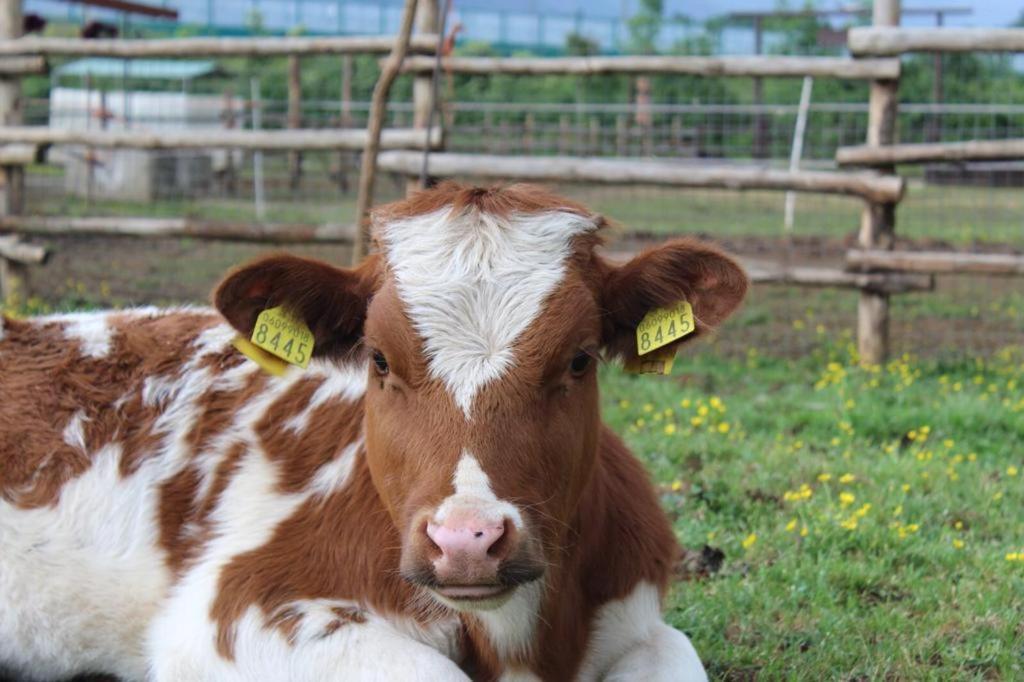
[0,444,172,681]
[284,362,368,434]
[474,579,543,663]
[379,206,597,416]
[307,440,362,498]
[62,410,89,451]
[60,312,113,358]
[434,451,523,530]
[576,582,707,682]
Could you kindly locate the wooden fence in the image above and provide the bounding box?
[1,0,1022,363]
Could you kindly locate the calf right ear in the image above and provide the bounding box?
[213,253,381,359]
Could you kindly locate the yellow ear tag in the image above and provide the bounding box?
[245,306,314,371]
[636,301,695,356]
[624,346,677,375]
[232,337,290,376]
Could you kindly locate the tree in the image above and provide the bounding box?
[628,0,664,55]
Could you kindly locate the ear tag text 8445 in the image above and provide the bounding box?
[636,301,695,355]
[625,301,695,375]
[232,306,314,375]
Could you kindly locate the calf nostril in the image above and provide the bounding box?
[474,531,483,538]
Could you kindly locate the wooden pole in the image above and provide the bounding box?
[847,249,1024,276]
[837,138,1024,166]
[407,0,438,193]
[0,34,438,57]
[378,151,905,202]
[352,0,420,265]
[397,55,900,80]
[857,0,900,366]
[848,27,1024,56]
[287,55,303,191]
[0,215,354,243]
[0,0,25,304]
[0,125,442,150]
[335,54,354,192]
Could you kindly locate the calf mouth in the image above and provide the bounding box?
[432,584,517,610]
[402,561,544,611]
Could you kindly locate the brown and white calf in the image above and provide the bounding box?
[0,183,746,681]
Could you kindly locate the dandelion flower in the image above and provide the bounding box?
[664,423,677,436]
[839,473,856,484]
[717,422,730,434]
[839,492,856,507]
[1008,466,1019,477]
[952,539,964,550]
[817,473,832,482]
[742,533,757,549]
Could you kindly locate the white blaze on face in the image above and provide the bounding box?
[435,451,522,530]
[379,206,598,417]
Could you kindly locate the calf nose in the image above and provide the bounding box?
[426,514,508,567]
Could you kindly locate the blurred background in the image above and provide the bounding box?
[6,0,1023,359]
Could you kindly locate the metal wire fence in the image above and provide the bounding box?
[11,49,1024,360]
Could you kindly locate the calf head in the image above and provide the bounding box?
[214,183,747,612]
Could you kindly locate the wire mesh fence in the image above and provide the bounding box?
[6,44,1023,361]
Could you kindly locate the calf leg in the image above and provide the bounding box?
[148,597,468,682]
[577,582,707,682]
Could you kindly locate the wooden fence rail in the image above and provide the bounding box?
[0,56,45,76]
[847,249,1024,276]
[378,151,906,203]
[0,126,442,152]
[837,139,1024,166]
[0,35,438,57]
[0,216,354,244]
[398,55,900,80]
[849,27,1024,55]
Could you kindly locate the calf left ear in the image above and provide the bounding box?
[213,253,381,359]
[598,238,748,362]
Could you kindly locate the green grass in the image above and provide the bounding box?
[600,338,1024,679]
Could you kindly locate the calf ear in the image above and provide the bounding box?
[213,253,381,359]
[599,238,748,362]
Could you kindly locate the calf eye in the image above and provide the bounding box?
[372,350,390,376]
[569,351,592,377]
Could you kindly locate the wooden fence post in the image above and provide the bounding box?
[287,55,303,190]
[407,0,438,193]
[857,0,900,366]
[0,0,24,304]
[351,0,420,265]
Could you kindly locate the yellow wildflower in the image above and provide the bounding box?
[817,473,832,483]
[839,492,856,507]
[716,422,730,434]
[952,539,964,550]
[742,533,757,549]
[664,423,677,436]
[1008,466,1019,477]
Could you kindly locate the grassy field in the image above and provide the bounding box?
[601,336,1023,679]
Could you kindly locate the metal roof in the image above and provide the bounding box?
[54,58,218,80]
